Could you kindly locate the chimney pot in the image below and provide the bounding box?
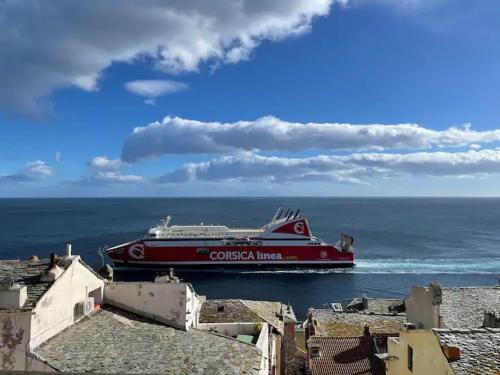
[442,346,460,361]
[66,243,72,257]
[363,324,370,336]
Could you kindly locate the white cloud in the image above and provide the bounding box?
[88,156,122,171]
[55,152,62,162]
[71,156,144,185]
[125,80,189,98]
[0,160,54,183]
[121,116,500,162]
[156,149,500,184]
[0,0,331,118]
[72,171,145,185]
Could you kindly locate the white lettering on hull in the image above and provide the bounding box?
[209,251,283,261]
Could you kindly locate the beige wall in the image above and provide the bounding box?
[405,285,441,329]
[25,353,56,372]
[30,259,105,349]
[386,330,453,375]
[104,281,203,331]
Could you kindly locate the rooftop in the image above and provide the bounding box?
[310,308,405,337]
[338,298,405,315]
[35,305,262,374]
[0,258,70,311]
[440,286,500,328]
[308,336,385,375]
[200,299,296,334]
[434,328,500,375]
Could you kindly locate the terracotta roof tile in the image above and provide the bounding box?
[309,336,385,375]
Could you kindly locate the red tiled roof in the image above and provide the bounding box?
[309,336,385,375]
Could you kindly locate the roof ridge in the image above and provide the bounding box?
[443,285,500,290]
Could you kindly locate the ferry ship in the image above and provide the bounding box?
[106,208,355,269]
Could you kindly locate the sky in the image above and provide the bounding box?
[1,0,500,197]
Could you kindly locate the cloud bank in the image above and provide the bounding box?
[156,149,500,184]
[70,156,144,185]
[0,0,332,117]
[0,161,54,183]
[121,116,500,162]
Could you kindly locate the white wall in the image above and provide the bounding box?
[255,323,270,375]
[0,311,31,371]
[30,258,105,349]
[104,281,203,331]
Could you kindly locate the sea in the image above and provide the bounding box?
[1,197,498,318]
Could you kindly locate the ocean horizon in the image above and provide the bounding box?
[1,197,498,316]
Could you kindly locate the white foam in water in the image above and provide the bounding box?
[240,258,500,274]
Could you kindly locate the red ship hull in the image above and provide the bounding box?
[107,240,355,269]
[106,210,355,269]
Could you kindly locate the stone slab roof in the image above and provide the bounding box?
[200,299,296,334]
[339,298,405,315]
[0,258,69,311]
[440,286,500,328]
[35,305,262,374]
[310,308,405,337]
[435,328,500,375]
[201,299,263,324]
[308,336,385,375]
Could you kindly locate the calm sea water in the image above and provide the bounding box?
[1,198,498,317]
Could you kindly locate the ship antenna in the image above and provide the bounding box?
[286,210,294,221]
[293,209,300,219]
[283,209,290,219]
[273,207,283,221]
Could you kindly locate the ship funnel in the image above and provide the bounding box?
[273,207,283,221]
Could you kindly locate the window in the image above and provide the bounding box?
[407,345,413,372]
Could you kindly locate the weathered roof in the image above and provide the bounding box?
[308,336,385,375]
[201,299,264,323]
[440,286,500,328]
[0,258,69,311]
[200,299,296,334]
[241,300,296,332]
[434,328,500,375]
[339,298,405,315]
[310,308,405,337]
[35,306,262,374]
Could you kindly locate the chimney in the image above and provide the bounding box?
[310,342,321,358]
[430,282,442,306]
[363,324,370,336]
[59,243,76,266]
[442,345,460,362]
[0,277,28,309]
[483,311,500,328]
[362,294,368,310]
[40,253,64,282]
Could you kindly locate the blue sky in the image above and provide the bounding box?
[1,0,500,196]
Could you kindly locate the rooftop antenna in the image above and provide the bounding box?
[293,209,301,219]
